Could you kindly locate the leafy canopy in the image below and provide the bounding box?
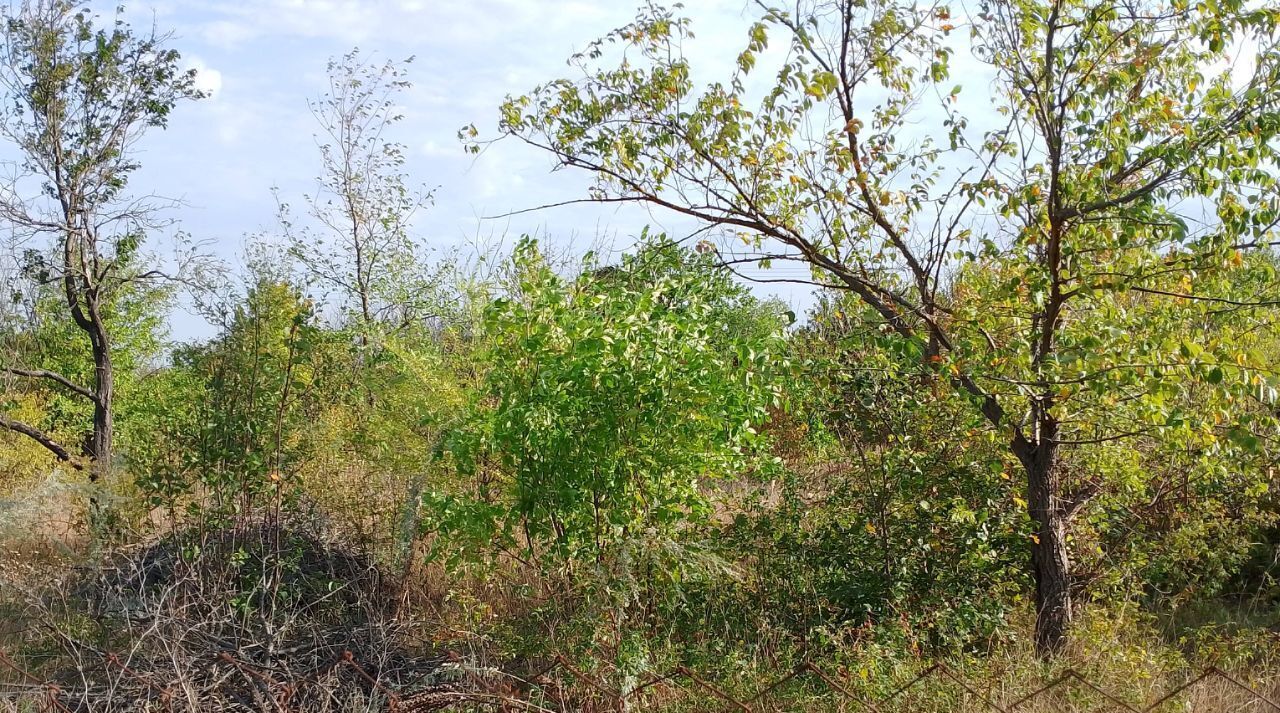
[431,237,788,567]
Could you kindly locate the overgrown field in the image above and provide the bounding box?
[5,0,1280,710]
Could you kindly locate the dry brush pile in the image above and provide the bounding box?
[0,515,501,712]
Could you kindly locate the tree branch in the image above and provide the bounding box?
[0,412,82,468]
[3,367,96,402]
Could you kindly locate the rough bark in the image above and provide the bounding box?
[86,318,113,482]
[1013,420,1072,656]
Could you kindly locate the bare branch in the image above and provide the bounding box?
[3,366,96,402]
[0,411,82,467]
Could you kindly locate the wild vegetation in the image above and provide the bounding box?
[2,0,1280,711]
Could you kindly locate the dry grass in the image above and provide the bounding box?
[2,474,1279,712]
[0,514,470,712]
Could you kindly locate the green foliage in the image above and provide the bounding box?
[9,2,1280,700]
[284,48,442,333]
[0,263,172,477]
[493,0,1280,650]
[494,0,1280,462]
[731,294,1031,650]
[430,237,787,570]
[0,0,204,195]
[136,277,328,514]
[0,0,204,487]
[950,250,1280,596]
[17,277,171,442]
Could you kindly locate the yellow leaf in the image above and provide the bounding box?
[1031,534,1041,544]
[1013,496,1028,509]
[865,522,877,535]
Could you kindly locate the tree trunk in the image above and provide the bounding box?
[85,319,113,484]
[1013,420,1072,656]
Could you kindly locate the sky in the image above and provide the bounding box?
[100,0,817,340]
[8,2,1266,343]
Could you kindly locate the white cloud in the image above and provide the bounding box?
[420,140,459,159]
[186,57,224,99]
[200,18,257,48]
[183,0,621,52]
[190,0,409,48]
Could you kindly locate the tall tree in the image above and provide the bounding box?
[286,49,436,340]
[0,0,202,480]
[488,1,1280,653]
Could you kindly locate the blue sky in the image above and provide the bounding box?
[15,2,1266,342]
[104,0,818,340]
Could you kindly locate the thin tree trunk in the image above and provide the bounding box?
[89,348,113,481]
[75,313,114,530]
[85,315,114,484]
[1013,421,1072,656]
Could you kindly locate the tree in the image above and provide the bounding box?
[135,265,328,516]
[488,1,1280,653]
[3,265,172,477]
[0,0,201,482]
[285,49,438,342]
[431,238,786,573]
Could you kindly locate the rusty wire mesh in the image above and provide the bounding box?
[2,645,1279,712]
